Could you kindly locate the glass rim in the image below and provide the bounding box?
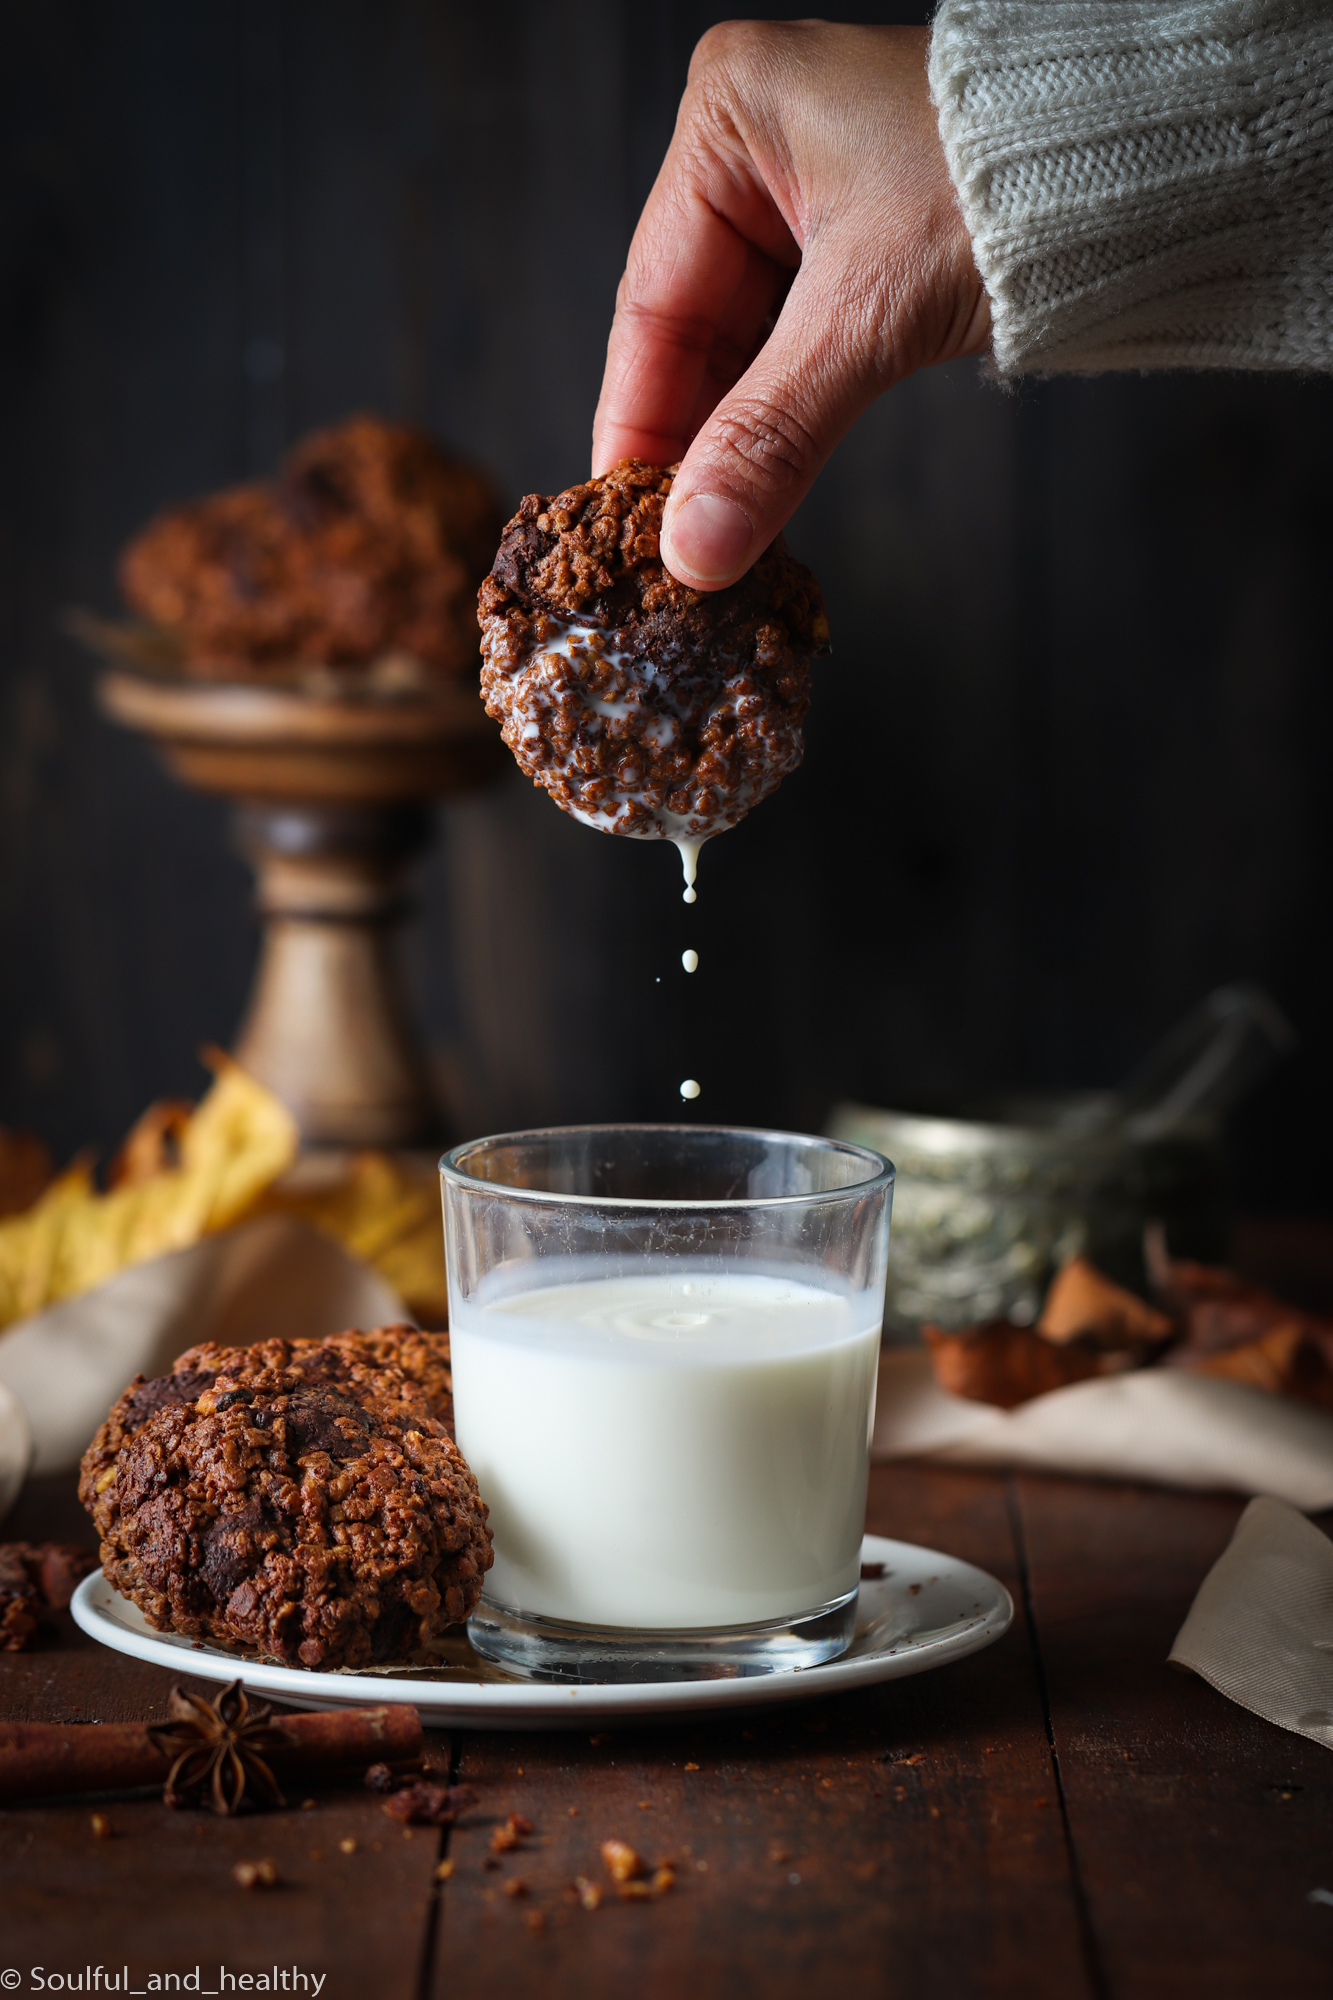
[438,1121,894,1212]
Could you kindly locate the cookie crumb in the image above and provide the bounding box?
[574,1875,603,1911]
[490,1812,533,1853]
[385,1781,476,1826]
[600,1838,642,1882]
[339,1838,357,1855]
[233,1858,278,1890]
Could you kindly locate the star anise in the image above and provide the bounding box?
[148,1679,287,1815]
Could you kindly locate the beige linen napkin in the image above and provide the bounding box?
[0,1214,406,1476]
[0,1381,31,1524]
[1170,1496,1333,1749]
[873,1347,1333,1511]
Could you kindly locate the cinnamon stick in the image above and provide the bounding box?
[0,1702,423,1803]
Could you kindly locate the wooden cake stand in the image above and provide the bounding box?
[98,667,507,1149]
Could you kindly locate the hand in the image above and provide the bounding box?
[592,21,990,589]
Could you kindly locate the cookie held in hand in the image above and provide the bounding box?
[478,460,829,882]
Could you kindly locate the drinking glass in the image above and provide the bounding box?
[441,1124,893,1682]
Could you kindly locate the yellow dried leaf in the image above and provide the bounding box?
[260,1151,447,1320]
[0,1161,95,1325]
[108,1099,192,1188]
[179,1048,301,1233]
[0,1054,298,1331]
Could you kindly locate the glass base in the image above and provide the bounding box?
[466,1588,859,1684]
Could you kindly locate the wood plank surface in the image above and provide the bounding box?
[6,1464,1332,1998]
[1015,1475,1333,2000]
[428,1465,1090,1999]
[0,1478,451,1999]
[2,1786,446,2000]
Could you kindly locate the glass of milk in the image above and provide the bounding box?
[441,1124,893,1682]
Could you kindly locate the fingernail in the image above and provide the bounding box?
[663,492,754,583]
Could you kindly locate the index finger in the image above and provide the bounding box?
[592,157,798,475]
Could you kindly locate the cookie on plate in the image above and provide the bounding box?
[79,1326,453,1547]
[90,1362,490,1668]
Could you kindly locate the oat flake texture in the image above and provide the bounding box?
[477,459,830,844]
[81,1330,486,1670]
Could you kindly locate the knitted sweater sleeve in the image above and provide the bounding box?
[927,0,1333,373]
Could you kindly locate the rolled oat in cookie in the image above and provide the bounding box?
[92,1368,490,1669]
[478,460,828,890]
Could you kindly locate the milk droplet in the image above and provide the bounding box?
[674,836,704,903]
[681,950,699,974]
[679,1079,701,1100]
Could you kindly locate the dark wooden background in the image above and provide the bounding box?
[3,0,1332,1209]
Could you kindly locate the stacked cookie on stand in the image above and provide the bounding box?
[91,417,508,1151]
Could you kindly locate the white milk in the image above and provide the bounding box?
[450,1268,881,1630]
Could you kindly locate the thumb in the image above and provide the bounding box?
[660,260,885,589]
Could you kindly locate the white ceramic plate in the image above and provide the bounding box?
[71,1534,1012,1728]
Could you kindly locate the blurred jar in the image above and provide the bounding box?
[826,1093,1226,1337]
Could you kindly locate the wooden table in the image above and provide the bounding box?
[3,1463,1330,1999]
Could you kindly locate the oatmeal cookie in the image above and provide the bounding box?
[92,1366,490,1668]
[79,1327,454,1545]
[120,416,500,677]
[478,459,829,849]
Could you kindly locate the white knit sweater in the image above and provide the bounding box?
[928,0,1333,372]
